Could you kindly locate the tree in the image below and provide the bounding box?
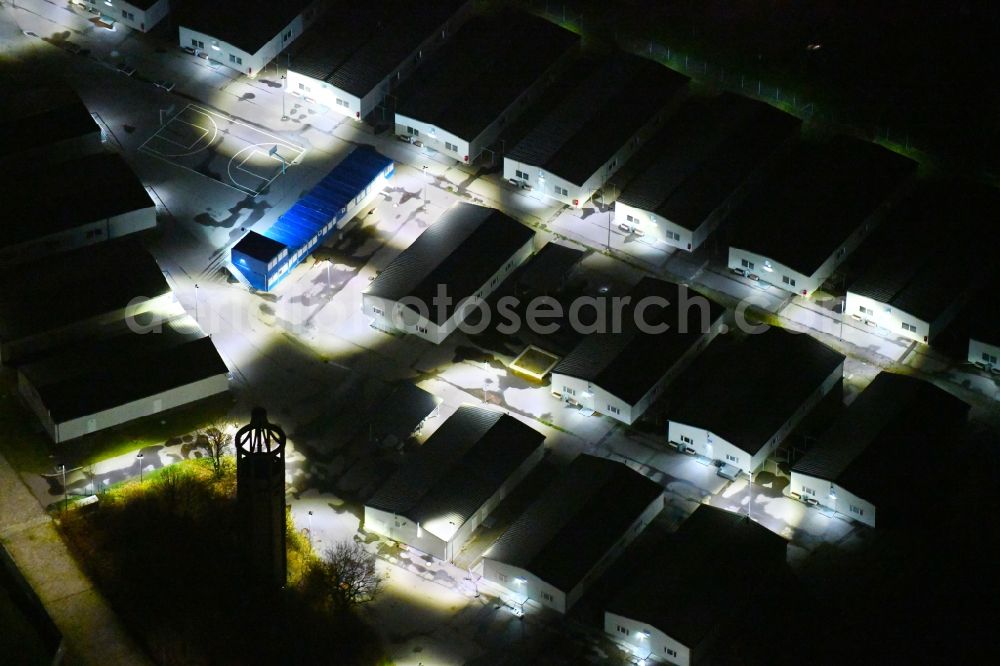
[306,541,385,612]
[199,422,233,477]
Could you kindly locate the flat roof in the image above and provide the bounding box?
[0,239,168,343]
[0,152,154,250]
[177,0,317,55]
[0,86,100,159]
[848,179,1000,323]
[792,372,969,502]
[615,94,766,213]
[516,242,584,294]
[970,294,1000,347]
[366,203,535,324]
[729,135,916,275]
[506,53,688,186]
[607,505,786,647]
[290,0,468,98]
[669,328,845,454]
[366,406,544,542]
[395,10,578,141]
[232,231,286,264]
[628,101,801,231]
[485,454,662,592]
[22,334,228,423]
[552,277,726,405]
[369,382,439,442]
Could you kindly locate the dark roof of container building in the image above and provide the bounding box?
[395,10,579,141]
[0,86,100,159]
[728,135,916,275]
[506,53,688,186]
[792,373,969,503]
[290,0,469,98]
[486,455,662,592]
[516,242,584,294]
[177,0,318,55]
[669,328,845,454]
[22,334,228,423]
[0,239,168,344]
[367,406,544,541]
[366,203,535,324]
[848,179,1000,323]
[552,277,726,405]
[620,98,800,231]
[0,152,153,250]
[232,231,287,263]
[607,505,786,647]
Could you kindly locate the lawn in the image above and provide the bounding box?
[0,366,234,474]
[57,458,392,665]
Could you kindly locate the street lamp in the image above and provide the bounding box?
[194,283,200,324]
[422,165,429,204]
[57,463,67,511]
[307,510,314,547]
[136,452,144,484]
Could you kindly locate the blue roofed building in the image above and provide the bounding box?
[231,146,393,290]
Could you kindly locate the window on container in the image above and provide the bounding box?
[741,259,754,270]
[608,405,620,415]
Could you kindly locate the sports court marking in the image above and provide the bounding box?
[139,104,306,195]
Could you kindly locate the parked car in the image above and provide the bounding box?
[182,46,198,55]
[116,62,136,77]
[154,80,175,92]
[618,222,632,233]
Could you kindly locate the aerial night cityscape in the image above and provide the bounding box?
[0,1,997,664]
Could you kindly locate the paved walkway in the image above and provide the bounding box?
[0,452,151,666]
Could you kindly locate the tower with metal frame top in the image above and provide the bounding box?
[235,407,287,589]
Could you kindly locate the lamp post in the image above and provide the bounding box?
[307,510,314,547]
[194,283,200,324]
[136,452,144,484]
[422,165,429,204]
[58,463,67,511]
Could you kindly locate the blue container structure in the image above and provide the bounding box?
[231,146,394,291]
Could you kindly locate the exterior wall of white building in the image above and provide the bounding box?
[363,506,450,560]
[613,200,697,252]
[483,492,663,614]
[552,315,727,425]
[791,471,878,528]
[289,4,473,122]
[969,337,1000,371]
[503,107,669,207]
[669,361,842,473]
[363,445,543,561]
[75,0,170,32]
[179,1,322,77]
[20,372,230,443]
[845,292,931,344]
[0,205,156,265]
[363,238,533,343]
[605,612,692,666]
[393,115,471,162]
[397,48,574,165]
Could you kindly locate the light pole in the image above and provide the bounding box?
[194,283,200,324]
[422,165,429,204]
[58,463,67,511]
[307,510,314,547]
[136,452,144,484]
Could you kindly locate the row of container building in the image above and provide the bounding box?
[0,82,230,443]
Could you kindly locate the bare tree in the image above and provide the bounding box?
[308,541,384,611]
[200,422,233,477]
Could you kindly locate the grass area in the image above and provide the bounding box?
[57,458,392,665]
[60,392,235,469]
[0,366,233,474]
